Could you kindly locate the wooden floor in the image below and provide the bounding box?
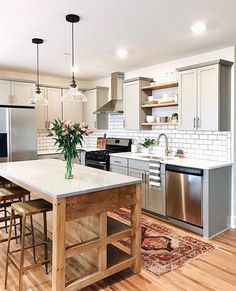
[0,213,235,291]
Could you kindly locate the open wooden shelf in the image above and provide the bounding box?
[141,122,178,126]
[107,216,130,236]
[141,102,178,108]
[107,244,132,268]
[141,82,178,91]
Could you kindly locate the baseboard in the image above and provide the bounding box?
[231,216,236,228]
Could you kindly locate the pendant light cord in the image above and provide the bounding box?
[36,43,41,94]
[71,22,76,87]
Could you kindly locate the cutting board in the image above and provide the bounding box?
[97,137,106,149]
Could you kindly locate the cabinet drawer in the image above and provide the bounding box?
[129,159,149,171]
[110,156,128,167]
[110,165,128,175]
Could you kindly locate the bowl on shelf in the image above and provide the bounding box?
[160,116,168,123]
[146,115,156,123]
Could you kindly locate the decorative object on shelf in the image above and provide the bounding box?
[47,119,90,179]
[160,116,168,123]
[140,138,156,154]
[62,14,87,103]
[175,149,184,158]
[150,81,156,86]
[29,38,48,106]
[148,96,154,102]
[171,113,178,123]
[146,115,156,123]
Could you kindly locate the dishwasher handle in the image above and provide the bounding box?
[166,164,203,176]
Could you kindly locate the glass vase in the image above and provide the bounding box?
[65,158,74,179]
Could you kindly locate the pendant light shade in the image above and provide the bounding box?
[62,14,87,102]
[29,38,48,106]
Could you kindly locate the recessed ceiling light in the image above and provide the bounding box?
[191,22,206,34]
[116,49,128,59]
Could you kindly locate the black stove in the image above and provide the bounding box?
[85,138,132,171]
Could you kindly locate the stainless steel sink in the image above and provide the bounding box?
[139,155,173,161]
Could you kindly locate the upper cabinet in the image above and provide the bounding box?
[83,87,109,130]
[10,81,35,105]
[0,80,11,105]
[124,77,153,130]
[47,88,62,125]
[0,81,34,106]
[62,89,83,123]
[177,59,233,131]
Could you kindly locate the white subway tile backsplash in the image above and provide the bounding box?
[37,114,231,162]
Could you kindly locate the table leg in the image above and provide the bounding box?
[130,183,142,273]
[52,198,66,291]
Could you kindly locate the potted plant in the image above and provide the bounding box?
[175,149,184,158]
[171,112,178,123]
[140,138,156,154]
[47,119,91,179]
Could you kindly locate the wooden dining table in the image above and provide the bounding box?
[0,159,142,290]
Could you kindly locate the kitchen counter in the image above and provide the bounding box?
[0,159,142,290]
[37,146,104,156]
[110,152,232,170]
[0,159,141,198]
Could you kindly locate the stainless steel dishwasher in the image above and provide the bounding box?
[166,164,203,227]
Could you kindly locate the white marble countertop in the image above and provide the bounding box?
[38,147,104,156]
[110,152,232,170]
[0,159,141,199]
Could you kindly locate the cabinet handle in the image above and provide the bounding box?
[193,117,196,129]
[94,120,97,128]
[197,117,200,129]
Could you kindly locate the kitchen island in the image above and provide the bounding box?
[0,159,142,291]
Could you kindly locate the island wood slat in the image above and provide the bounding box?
[0,167,142,291]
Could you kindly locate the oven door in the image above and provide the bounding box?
[85,159,107,170]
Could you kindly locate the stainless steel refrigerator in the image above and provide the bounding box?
[0,105,37,162]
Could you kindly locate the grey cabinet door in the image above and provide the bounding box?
[129,168,146,209]
[0,80,11,105]
[145,172,166,216]
[110,165,128,175]
[178,69,197,130]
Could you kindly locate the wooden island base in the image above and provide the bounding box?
[54,184,141,291]
[18,184,142,291]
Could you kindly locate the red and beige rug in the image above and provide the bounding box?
[111,208,214,277]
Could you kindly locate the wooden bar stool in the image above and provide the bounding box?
[5,198,52,291]
[0,186,31,243]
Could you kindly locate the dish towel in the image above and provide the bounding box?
[149,159,161,190]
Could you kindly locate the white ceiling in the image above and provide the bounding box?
[1,0,236,80]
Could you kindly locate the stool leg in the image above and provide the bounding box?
[4,208,14,289]
[43,212,49,274]
[3,199,8,233]
[30,215,37,263]
[19,216,26,291]
[11,199,18,243]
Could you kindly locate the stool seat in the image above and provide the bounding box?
[0,186,30,201]
[12,199,52,217]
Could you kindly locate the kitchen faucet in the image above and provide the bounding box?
[157,133,170,156]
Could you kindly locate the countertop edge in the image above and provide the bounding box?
[110,152,233,170]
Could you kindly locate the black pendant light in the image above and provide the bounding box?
[63,14,87,102]
[29,38,48,105]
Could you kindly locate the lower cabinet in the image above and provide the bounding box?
[110,165,128,175]
[109,156,166,216]
[145,169,166,216]
[128,168,146,208]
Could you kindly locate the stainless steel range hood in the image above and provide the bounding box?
[94,72,124,114]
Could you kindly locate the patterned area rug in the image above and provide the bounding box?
[111,208,215,277]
